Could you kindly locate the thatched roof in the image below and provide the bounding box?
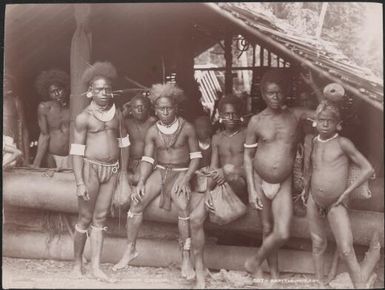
[209,3,383,109]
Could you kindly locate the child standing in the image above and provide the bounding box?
[302,101,380,288]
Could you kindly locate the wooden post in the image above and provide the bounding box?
[69,4,92,144]
[175,24,203,121]
[224,34,233,95]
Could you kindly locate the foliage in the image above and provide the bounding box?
[261,2,382,77]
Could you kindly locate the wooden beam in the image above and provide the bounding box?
[4,229,350,275]
[3,169,384,246]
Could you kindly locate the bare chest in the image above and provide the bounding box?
[88,115,119,134]
[258,113,299,143]
[312,141,347,167]
[155,130,187,150]
[46,106,70,129]
[217,131,245,155]
[126,120,152,142]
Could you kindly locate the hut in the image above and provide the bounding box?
[3,2,383,279]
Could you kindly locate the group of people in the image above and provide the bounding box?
[3,62,381,289]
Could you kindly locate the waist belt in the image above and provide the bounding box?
[84,158,120,173]
[156,164,189,171]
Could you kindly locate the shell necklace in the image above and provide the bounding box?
[316,133,339,143]
[224,129,241,138]
[156,118,179,135]
[89,101,116,122]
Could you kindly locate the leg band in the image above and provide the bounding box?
[178,216,191,221]
[75,224,89,237]
[90,225,108,232]
[127,210,143,218]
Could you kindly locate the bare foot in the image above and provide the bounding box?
[91,268,117,283]
[71,264,84,279]
[82,255,88,265]
[269,270,279,280]
[112,248,138,271]
[193,277,206,289]
[361,231,381,281]
[244,257,264,279]
[365,273,377,289]
[181,257,196,280]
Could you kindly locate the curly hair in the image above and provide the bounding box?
[129,94,151,108]
[148,83,186,106]
[315,100,341,121]
[260,68,290,95]
[35,69,70,100]
[218,96,244,115]
[81,61,117,87]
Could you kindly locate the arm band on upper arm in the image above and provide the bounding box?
[190,151,203,159]
[244,143,258,149]
[70,144,86,156]
[141,156,155,164]
[118,134,130,148]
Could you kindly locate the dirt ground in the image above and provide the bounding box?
[3,257,383,289]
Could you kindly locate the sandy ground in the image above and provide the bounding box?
[3,257,383,289]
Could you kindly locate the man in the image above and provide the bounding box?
[112,83,200,281]
[243,69,314,280]
[32,69,70,169]
[190,96,247,289]
[123,95,156,184]
[3,74,29,165]
[70,61,130,282]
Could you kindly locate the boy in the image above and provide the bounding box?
[190,96,247,288]
[302,100,380,288]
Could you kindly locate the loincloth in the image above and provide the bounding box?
[262,180,281,200]
[51,154,70,169]
[83,158,119,184]
[156,163,189,211]
[2,135,17,166]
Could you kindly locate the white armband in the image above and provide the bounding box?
[70,144,86,156]
[141,156,155,165]
[190,151,203,159]
[118,134,130,148]
[244,143,258,149]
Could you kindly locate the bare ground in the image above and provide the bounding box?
[3,257,383,289]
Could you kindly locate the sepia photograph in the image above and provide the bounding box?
[2,2,383,289]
